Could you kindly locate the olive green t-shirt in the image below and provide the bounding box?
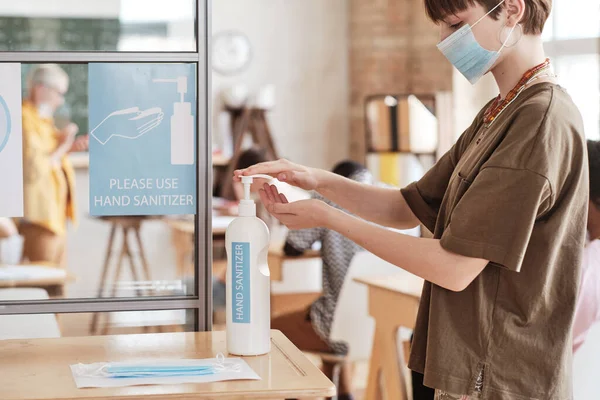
[401,83,588,400]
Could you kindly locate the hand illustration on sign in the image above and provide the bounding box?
[0,94,12,154]
[90,107,164,145]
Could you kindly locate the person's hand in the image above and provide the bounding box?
[234,159,323,191]
[258,183,333,230]
[58,122,78,147]
[69,134,89,152]
[90,107,164,145]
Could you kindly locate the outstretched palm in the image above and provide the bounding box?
[90,107,164,145]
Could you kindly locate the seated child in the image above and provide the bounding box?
[272,160,373,400]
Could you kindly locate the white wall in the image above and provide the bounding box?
[0,0,120,18]
[212,0,349,169]
[452,69,498,140]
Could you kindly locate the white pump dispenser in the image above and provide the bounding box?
[153,76,194,165]
[225,174,272,355]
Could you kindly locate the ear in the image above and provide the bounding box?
[505,0,525,27]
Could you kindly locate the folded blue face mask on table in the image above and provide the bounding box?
[74,352,242,380]
[70,352,261,389]
[105,364,218,378]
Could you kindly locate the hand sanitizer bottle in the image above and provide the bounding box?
[153,77,194,165]
[226,174,272,355]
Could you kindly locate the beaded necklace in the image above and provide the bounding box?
[478,58,554,142]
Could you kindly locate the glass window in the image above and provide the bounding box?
[541,7,554,42]
[543,0,600,141]
[553,0,600,40]
[553,54,600,140]
[0,63,201,301]
[0,310,195,340]
[0,0,209,332]
[0,0,196,52]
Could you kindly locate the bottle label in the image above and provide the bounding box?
[231,242,251,323]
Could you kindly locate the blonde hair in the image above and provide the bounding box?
[27,64,69,94]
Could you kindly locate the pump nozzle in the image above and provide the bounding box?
[240,174,274,200]
[238,174,276,217]
[153,77,187,103]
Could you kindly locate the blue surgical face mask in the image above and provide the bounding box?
[437,0,516,84]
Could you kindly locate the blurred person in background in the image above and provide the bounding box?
[271,160,373,400]
[573,140,600,353]
[19,64,86,268]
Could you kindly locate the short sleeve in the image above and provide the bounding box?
[401,124,483,232]
[400,103,490,232]
[401,151,455,233]
[440,167,551,272]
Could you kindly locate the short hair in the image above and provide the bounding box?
[27,64,69,94]
[424,0,551,35]
[588,140,600,206]
[235,147,270,170]
[331,160,368,178]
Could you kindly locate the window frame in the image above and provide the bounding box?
[0,0,213,333]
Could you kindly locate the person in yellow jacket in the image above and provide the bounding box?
[19,64,86,268]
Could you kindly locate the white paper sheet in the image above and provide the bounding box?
[70,357,261,389]
[0,265,66,281]
[0,63,23,217]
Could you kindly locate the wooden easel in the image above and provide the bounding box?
[219,106,278,199]
[89,216,154,335]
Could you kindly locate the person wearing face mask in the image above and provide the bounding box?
[19,64,82,268]
[234,0,588,399]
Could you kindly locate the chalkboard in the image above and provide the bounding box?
[0,17,121,134]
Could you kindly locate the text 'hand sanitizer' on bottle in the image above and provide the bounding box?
[225,175,272,355]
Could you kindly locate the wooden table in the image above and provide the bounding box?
[0,330,335,400]
[267,242,321,283]
[0,264,74,297]
[166,216,235,278]
[354,274,423,400]
[166,220,321,284]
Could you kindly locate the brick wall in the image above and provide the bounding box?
[349,0,454,160]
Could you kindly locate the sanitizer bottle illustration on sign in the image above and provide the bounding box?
[153,77,195,165]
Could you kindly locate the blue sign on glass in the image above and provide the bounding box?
[232,242,251,323]
[89,63,196,216]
